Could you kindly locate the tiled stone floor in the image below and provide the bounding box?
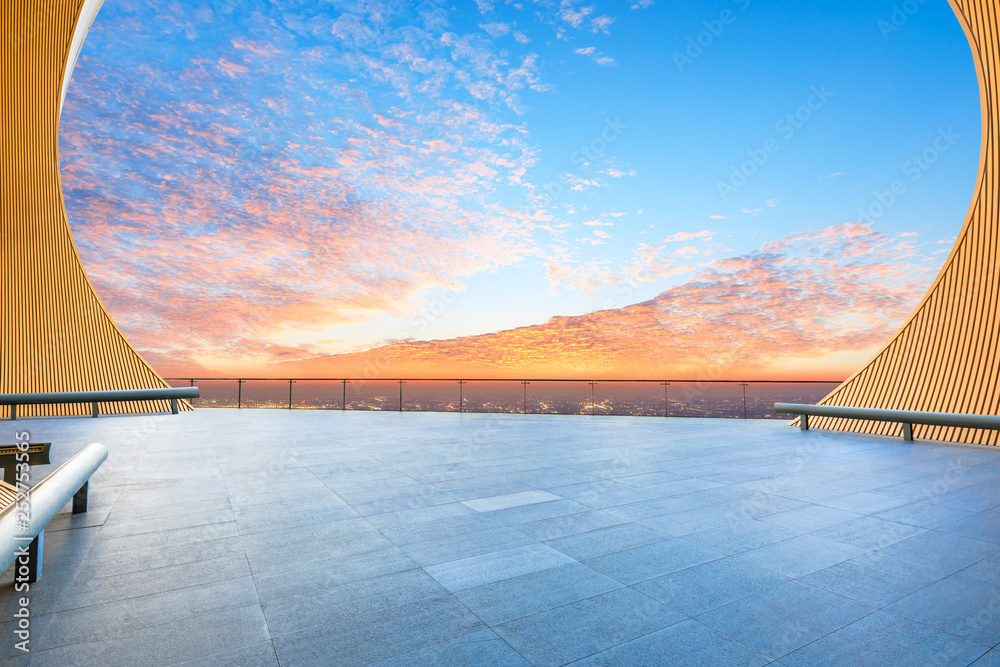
[2,409,1000,666]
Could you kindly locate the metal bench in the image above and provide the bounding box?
[774,403,1000,441]
[1,387,199,420]
[0,443,50,485]
[0,443,107,582]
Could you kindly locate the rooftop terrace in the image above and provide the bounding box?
[2,410,999,666]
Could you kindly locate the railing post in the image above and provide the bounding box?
[171,398,179,414]
[458,380,465,413]
[91,402,98,418]
[10,405,15,421]
[661,382,670,417]
[289,380,296,410]
[800,414,809,431]
[903,423,913,441]
[237,379,245,409]
[73,480,90,513]
[26,531,43,583]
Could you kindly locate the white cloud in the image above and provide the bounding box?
[591,15,614,34]
[574,46,617,67]
[663,230,713,243]
[480,22,511,38]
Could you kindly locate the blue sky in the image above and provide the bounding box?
[59,0,981,378]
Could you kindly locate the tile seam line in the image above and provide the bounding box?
[776,607,991,664]
[24,557,254,617]
[26,435,139,654]
[394,594,535,667]
[213,439,277,658]
[27,601,269,658]
[163,640,280,667]
[554,615,771,667]
[91,516,239,543]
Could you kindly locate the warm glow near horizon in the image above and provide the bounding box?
[60,0,980,382]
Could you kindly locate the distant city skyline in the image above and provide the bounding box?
[60,0,981,379]
[170,377,839,419]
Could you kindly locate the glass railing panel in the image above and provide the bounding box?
[238,380,290,409]
[165,378,237,408]
[398,380,458,412]
[666,382,746,418]
[345,379,398,411]
[287,380,349,410]
[598,381,667,417]
[460,380,523,413]
[523,381,593,415]
[750,382,841,419]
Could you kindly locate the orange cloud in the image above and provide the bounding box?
[268,222,935,381]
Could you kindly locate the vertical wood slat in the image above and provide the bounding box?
[1,0,190,417]
[804,0,1000,446]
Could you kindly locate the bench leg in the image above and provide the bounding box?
[73,480,90,513]
[171,398,179,415]
[903,423,914,442]
[25,531,43,583]
[10,404,16,420]
[92,402,99,418]
[799,414,809,431]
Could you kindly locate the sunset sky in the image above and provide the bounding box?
[60,0,981,380]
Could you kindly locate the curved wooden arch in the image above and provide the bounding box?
[807,0,999,445]
[0,0,190,417]
[1,1,995,432]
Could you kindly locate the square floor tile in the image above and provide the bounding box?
[425,543,575,592]
[780,610,988,667]
[888,570,1000,646]
[633,556,790,616]
[800,551,949,607]
[696,581,874,660]
[584,538,723,585]
[733,534,865,578]
[494,588,686,667]
[566,618,770,666]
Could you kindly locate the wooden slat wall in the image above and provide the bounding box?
[805,0,999,445]
[0,0,191,417]
[2,0,995,433]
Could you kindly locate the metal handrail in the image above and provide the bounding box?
[774,402,1000,441]
[1,387,199,420]
[0,442,108,580]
